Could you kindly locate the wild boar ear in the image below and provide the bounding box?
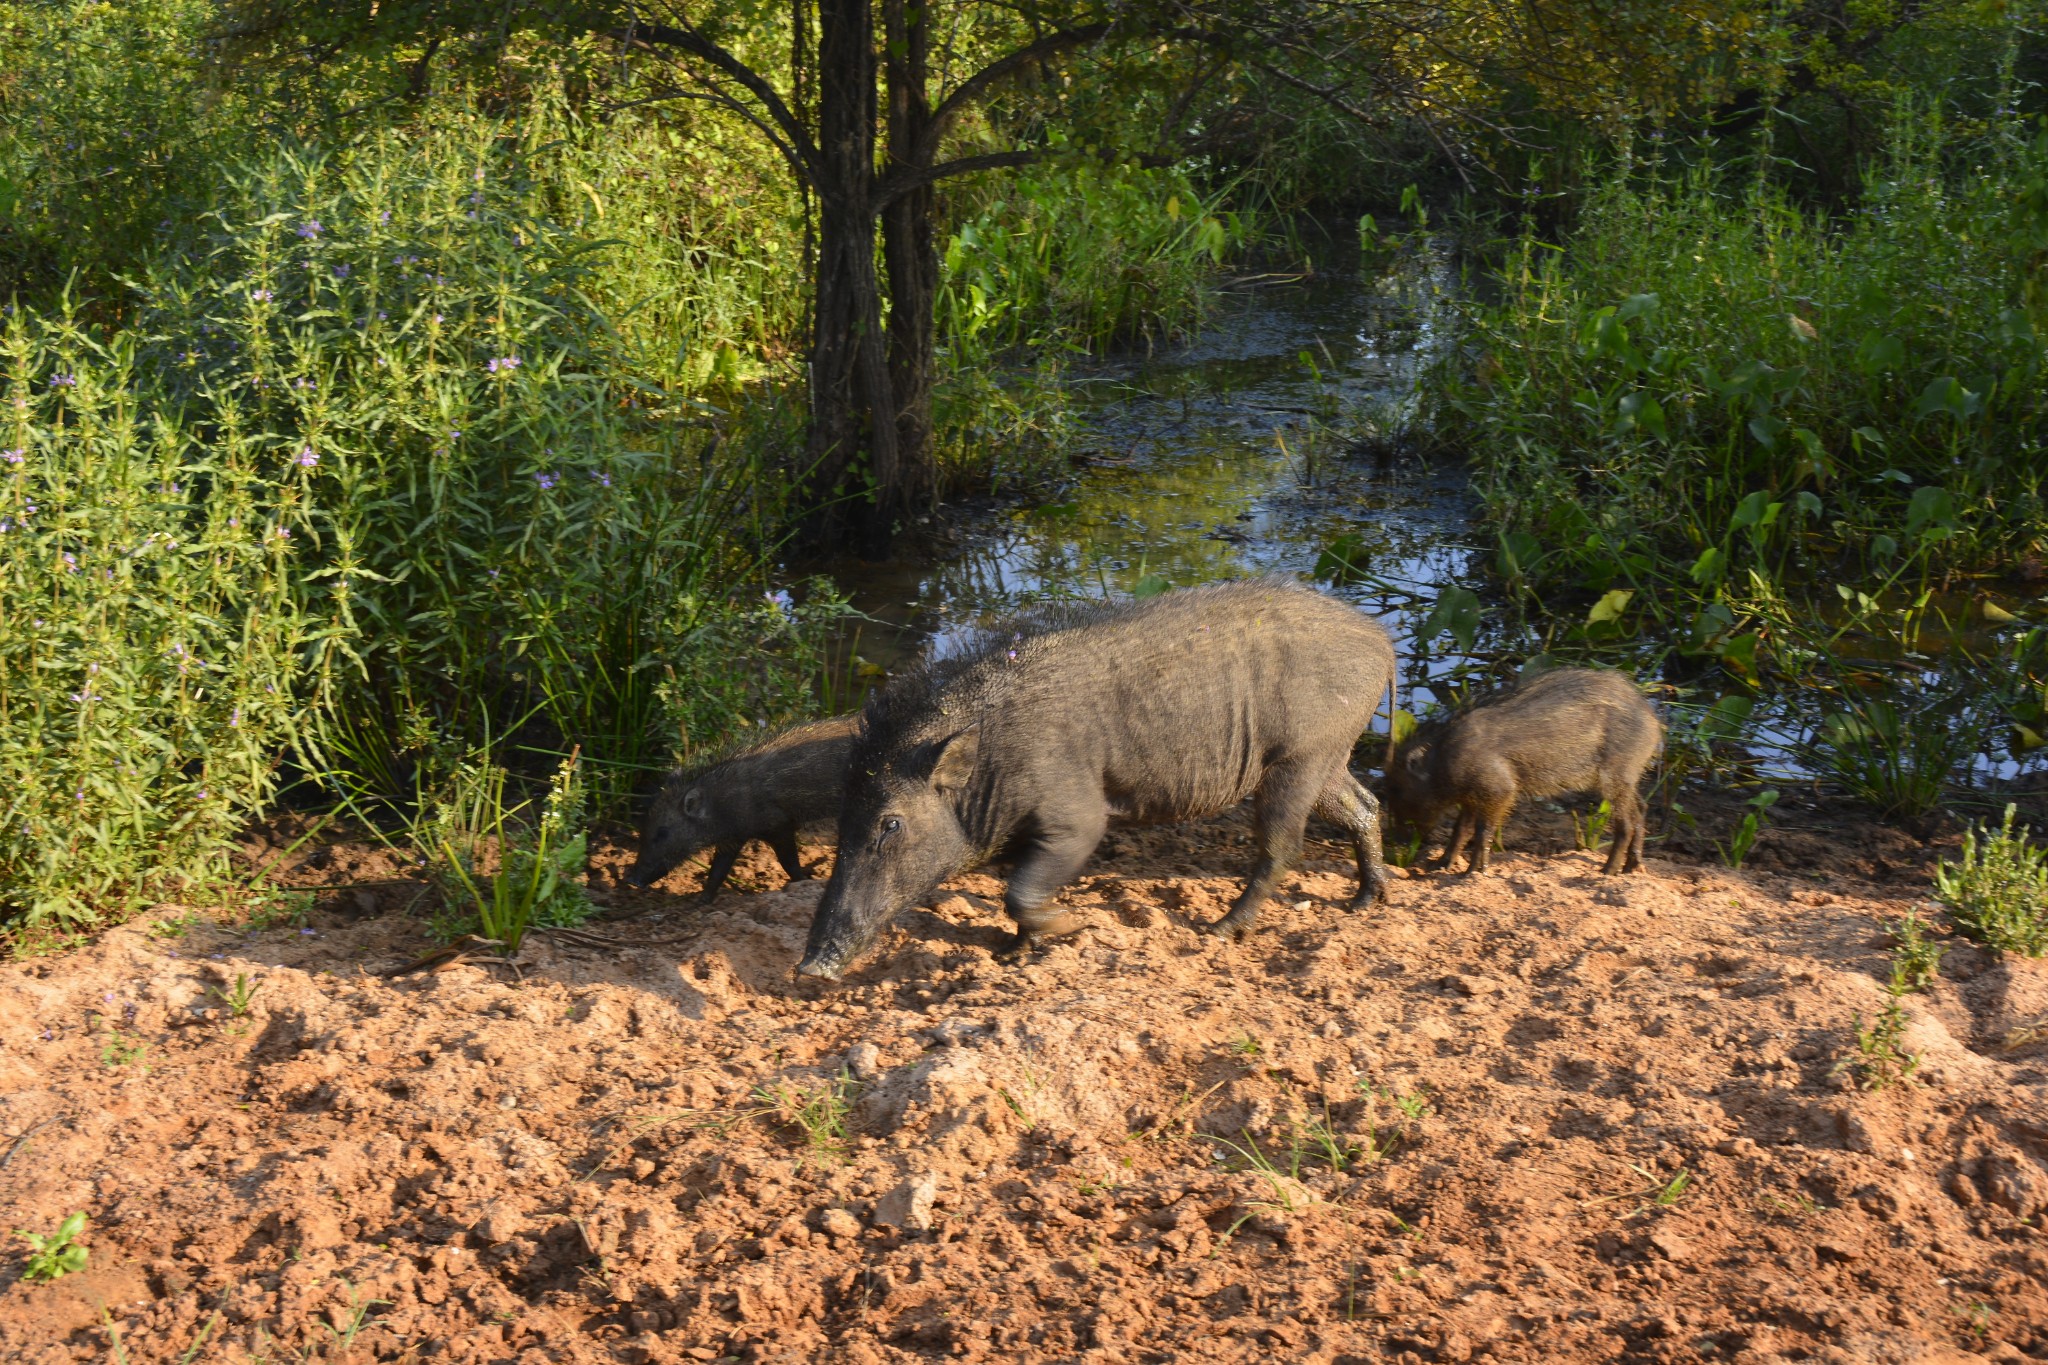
[1403,743,1430,773]
[928,724,980,792]
[682,787,704,818]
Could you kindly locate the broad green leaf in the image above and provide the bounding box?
[1586,588,1633,626]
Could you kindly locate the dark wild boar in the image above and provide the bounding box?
[796,578,1398,980]
[1385,666,1661,875]
[628,714,858,900]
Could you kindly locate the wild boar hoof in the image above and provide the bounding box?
[993,932,1039,964]
[1201,912,1255,941]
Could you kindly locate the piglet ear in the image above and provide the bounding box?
[928,723,980,792]
[1403,744,1430,774]
[682,787,704,818]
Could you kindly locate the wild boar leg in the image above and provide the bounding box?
[696,841,743,903]
[1311,774,1391,910]
[768,828,809,881]
[995,811,1108,960]
[1207,756,1329,941]
[1605,789,1645,874]
[1467,797,1514,873]
[1438,808,1478,871]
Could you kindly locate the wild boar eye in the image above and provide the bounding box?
[876,815,903,848]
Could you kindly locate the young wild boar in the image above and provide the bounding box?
[628,714,858,901]
[796,578,1399,980]
[1385,666,1661,875]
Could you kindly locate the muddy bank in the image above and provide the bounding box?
[3,810,2046,1363]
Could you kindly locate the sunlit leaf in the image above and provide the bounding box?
[1585,588,1633,626]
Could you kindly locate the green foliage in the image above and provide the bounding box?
[209,972,263,1019]
[13,1212,88,1282]
[938,157,1249,361]
[1934,805,2048,957]
[1814,683,1978,819]
[1838,996,1922,1090]
[754,1070,860,1170]
[1432,104,2048,665]
[0,306,315,932]
[430,751,591,952]
[654,581,857,765]
[1717,788,1778,869]
[1886,908,1947,994]
[0,0,246,295]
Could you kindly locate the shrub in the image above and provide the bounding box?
[1430,104,2048,631]
[1935,804,2048,956]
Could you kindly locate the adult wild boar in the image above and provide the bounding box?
[1385,665,1661,875]
[796,579,1397,979]
[629,714,857,900]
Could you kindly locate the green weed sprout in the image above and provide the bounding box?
[1886,909,1947,993]
[1718,788,1779,869]
[1934,805,2048,957]
[1573,799,1614,855]
[754,1071,860,1169]
[1838,998,1922,1090]
[15,1213,88,1282]
[433,750,591,953]
[209,973,261,1018]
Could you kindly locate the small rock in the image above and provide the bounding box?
[473,1203,524,1246]
[815,1207,863,1241]
[1647,1228,1692,1262]
[1446,973,1498,998]
[846,1042,883,1082]
[1321,1020,1342,1040]
[873,1173,939,1232]
[631,1157,657,1181]
[1716,1137,1758,1157]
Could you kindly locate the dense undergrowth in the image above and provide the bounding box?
[0,3,1248,939]
[1424,102,2048,815]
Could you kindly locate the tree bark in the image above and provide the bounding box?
[881,0,939,518]
[804,0,899,547]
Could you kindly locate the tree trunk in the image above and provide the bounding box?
[804,0,899,548]
[881,0,939,518]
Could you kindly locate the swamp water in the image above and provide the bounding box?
[827,246,2042,794]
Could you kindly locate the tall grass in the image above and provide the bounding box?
[1433,104,2048,633]
[0,308,313,929]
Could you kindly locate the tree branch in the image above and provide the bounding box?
[616,17,820,180]
[920,23,1115,163]
[872,150,1046,210]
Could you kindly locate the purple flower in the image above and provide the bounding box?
[765,588,794,616]
[251,288,273,303]
[2,448,22,463]
[62,553,76,571]
[297,221,322,238]
[379,210,392,223]
[300,927,315,936]
[296,447,318,468]
[432,314,444,325]
[535,472,558,491]
[332,264,351,279]
[590,472,611,487]
[274,525,291,539]
[48,372,76,388]
[486,356,521,374]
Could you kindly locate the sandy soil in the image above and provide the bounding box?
[3,800,2046,1364]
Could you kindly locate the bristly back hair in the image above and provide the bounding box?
[852,597,1119,765]
[662,713,851,791]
